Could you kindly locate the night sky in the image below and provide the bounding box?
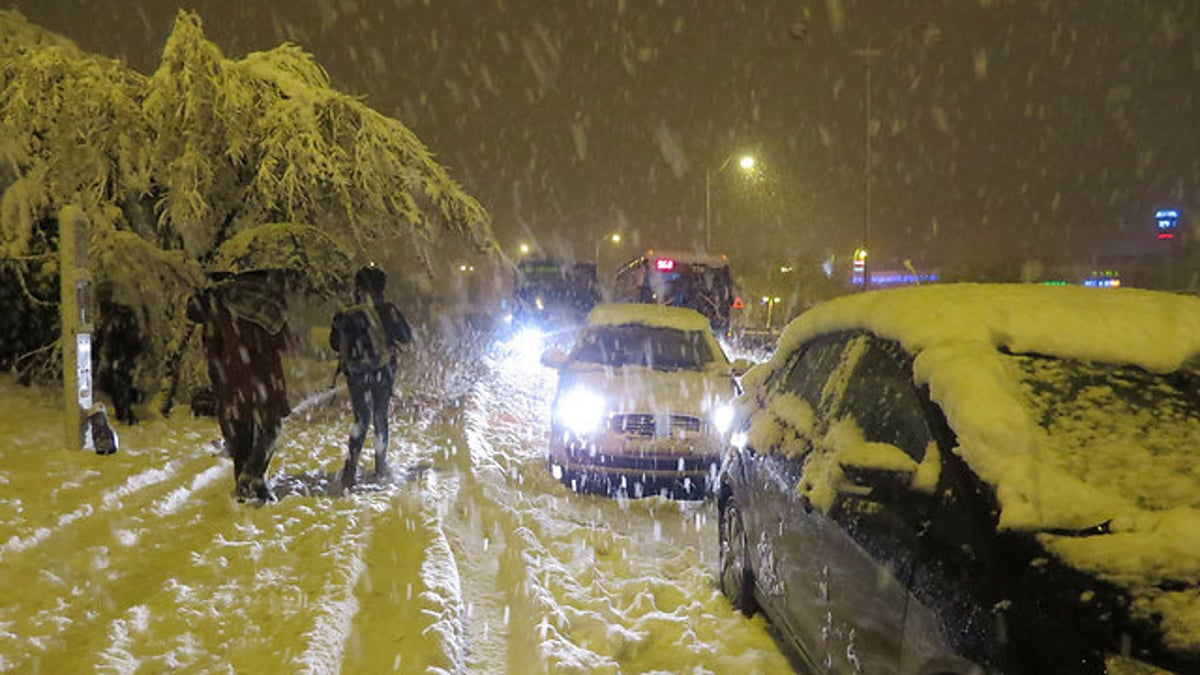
[9,0,1200,276]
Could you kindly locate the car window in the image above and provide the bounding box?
[780,334,850,409]
[572,324,714,369]
[833,337,932,463]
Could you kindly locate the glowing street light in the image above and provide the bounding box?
[518,242,531,256]
[705,153,756,252]
[594,231,622,277]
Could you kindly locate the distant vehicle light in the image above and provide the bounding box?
[655,258,676,272]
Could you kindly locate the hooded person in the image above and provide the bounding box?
[329,265,413,486]
[187,270,292,503]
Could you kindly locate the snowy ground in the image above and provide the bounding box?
[0,337,789,673]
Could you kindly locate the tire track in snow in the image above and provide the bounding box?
[0,452,229,672]
[418,482,468,675]
[445,359,594,674]
[14,422,339,672]
[292,499,375,673]
[78,483,376,672]
[340,472,464,674]
[0,462,181,562]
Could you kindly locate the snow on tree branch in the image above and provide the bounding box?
[0,7,496,395]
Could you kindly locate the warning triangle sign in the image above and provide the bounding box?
[731,296,745,309]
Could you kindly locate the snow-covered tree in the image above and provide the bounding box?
[0,10,495,411]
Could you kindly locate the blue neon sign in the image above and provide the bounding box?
[1155,209,1180,240]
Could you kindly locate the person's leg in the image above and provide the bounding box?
[218,416,237,463]
[243,421,279,502]
[227,420,255,501]
[371,366,397,475]
[343,373,372,485]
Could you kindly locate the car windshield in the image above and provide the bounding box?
[1009,353,1200,512]
[572,324,715,370]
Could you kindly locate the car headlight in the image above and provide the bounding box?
[509,327,544,356]
[556,388,607,435]
[712,404,734,434]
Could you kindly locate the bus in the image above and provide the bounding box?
[612,250,735,335]
[512,258,600,330]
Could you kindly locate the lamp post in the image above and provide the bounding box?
[851,43,879,291]
[705,154,756,252]
[850,26,932,290]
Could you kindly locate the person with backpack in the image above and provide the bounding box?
[329,265,413,486]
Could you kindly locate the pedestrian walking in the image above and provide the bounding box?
[330,265,412,486]
[187,270,292,503]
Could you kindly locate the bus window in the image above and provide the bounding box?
[612,251,735,335]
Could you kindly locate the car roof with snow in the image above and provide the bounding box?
[585,302,714,332]
[773,282,1200,373]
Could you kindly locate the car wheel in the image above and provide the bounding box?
[719,495,758,615]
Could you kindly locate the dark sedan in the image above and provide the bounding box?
[718,284,1200,674]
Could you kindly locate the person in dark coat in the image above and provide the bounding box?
[329,265,412,486]
[187,271,292,503]
[95,298,144,425]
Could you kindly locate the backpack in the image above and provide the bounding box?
[335,303,391,374]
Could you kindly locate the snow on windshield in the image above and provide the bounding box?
[573,324,715,370]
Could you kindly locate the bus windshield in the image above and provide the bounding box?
[612,252,734,335]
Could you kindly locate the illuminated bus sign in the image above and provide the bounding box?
[1156,209,1180,240]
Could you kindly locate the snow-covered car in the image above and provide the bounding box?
[718,283,1200,674]
[542,303,749,499]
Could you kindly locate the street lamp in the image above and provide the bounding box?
[705,153,756,252]
[594,231,622,277]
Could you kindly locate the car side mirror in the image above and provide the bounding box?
[540,346,569,369]
[837,443,919,499]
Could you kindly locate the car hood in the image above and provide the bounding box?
[558,364,736,415]
[1037,509,1200,658]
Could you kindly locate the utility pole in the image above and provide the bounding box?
[853,44,880,291]
[59,206,117,454]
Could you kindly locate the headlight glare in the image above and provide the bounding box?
[712,404,734,434]
[510,327,543,355]
[556,388,607,435]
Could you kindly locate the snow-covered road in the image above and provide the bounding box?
[0,342,790,673]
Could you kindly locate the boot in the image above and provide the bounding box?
[252,478,277,503]
[341,459,358,488]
